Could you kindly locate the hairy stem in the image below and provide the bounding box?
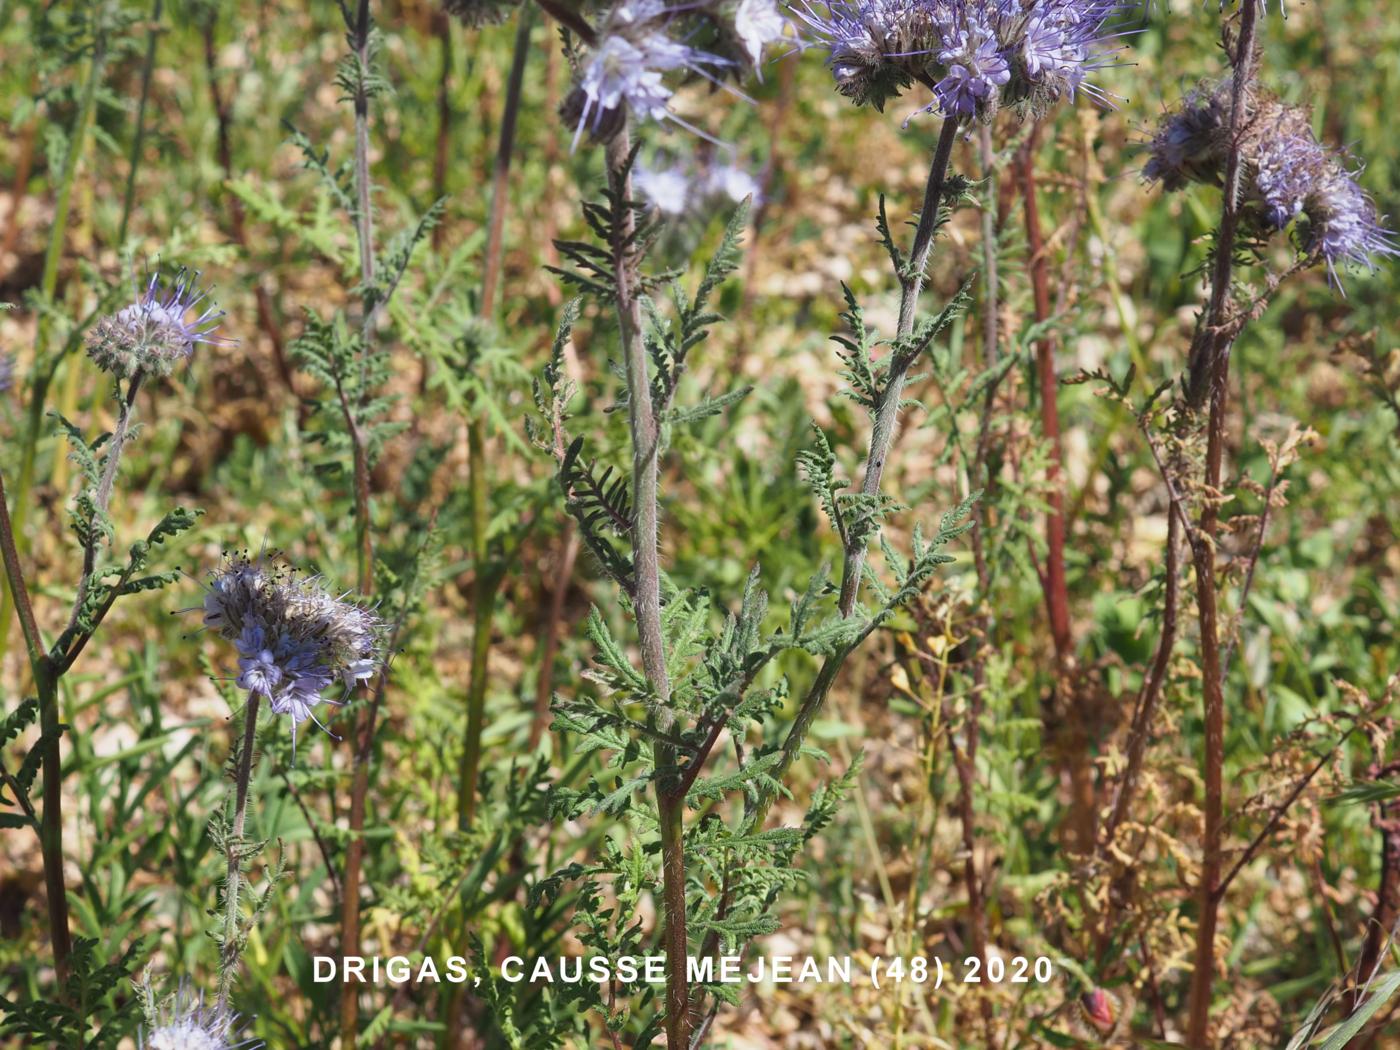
[756,118,960,833]
[348,0,377,591]
[63,373,143,647]
[604,124,689,1049]
[338,3,379,1043]
[458,7,533,830]
[1186,3,1260,1044]
[217,691,261,1014]
[0,470,71,991]
[1103,509,1181,846]
[838,116,960,617]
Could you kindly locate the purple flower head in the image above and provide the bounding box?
[566,0,729,147]
[734,0,789,68]
[87,268,231,379]
[796,0,1135,119]
[0,351,12,394]
[1306,165,1398,286]
[1145,86,1396,289]
[139,981,260,1050]
[201,553,386,753]
[789,0,943,110]
[235,624,283,697]
[1008,0,1135,109]
[1252,130,1324,229]
[634,162,693,214]
[634,153,763,216]
[1142,82,1230,190]
[933,7,1011,117]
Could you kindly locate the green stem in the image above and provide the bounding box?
[0,30,107,664]
[837,117,960,617]
[604,124,689,1049]
[216,691,261,1014]
[457,425,499,829]
[0,469,71,991]
[761,119,959,835]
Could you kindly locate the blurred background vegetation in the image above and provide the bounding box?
[1,0,1398,1045]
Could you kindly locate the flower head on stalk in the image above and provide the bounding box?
[87,269,231,379]
[796,0,1136,121]
[789,0,942,110]
[139,981,260,1050]
[634,154,763,214]
[1144,86,1397,286]
[635,162,694,214]
[0,350,12,394]
[565,0,730,147]
[931,4,1010,117]
[1141,83,1231,190]
[1305,163,1398,285]
[200,553,385,752]
[733,0,791,68]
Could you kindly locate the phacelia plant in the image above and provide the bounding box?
[795,0,1135,116]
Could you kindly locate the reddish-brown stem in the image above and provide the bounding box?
[1186,377,1229,1048]
[458,9,533,829]
[1103,503,1182,848]
[1354,753,1400,1012]
[1185,6,1260,1042]
[1021,125,1094,858]
[481,9,532,313]
[1,107,37,262]
[529,527,579,750]
[202,13,293,392]
[431,11,452,251]
[1020,126,1072,666]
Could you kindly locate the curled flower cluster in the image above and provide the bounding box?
[140,985,259,1050]
[634,156,763,215]
[1145,84,1397,281]
[87,270,229,379]
[202,554,384,750]
[0,350,12,394]
[563,0,788,145]
[794,0,1134,118]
